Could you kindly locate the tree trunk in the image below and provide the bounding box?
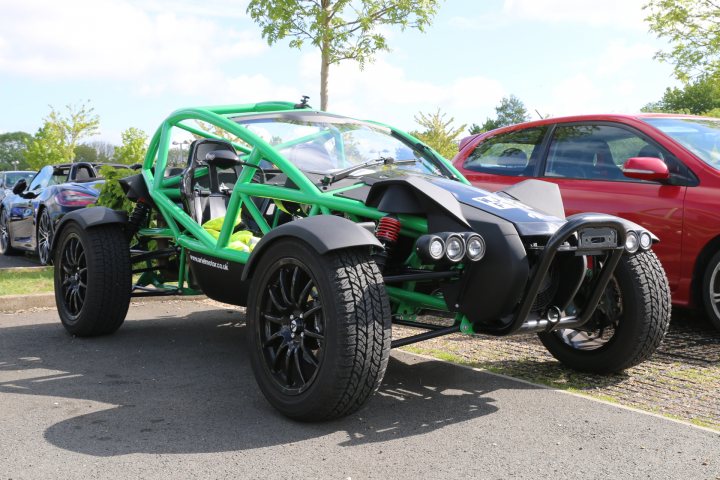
[320,48,329,111]
[320,0,331,111]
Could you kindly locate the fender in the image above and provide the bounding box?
[50,207,128,256]
[241,215,382,281]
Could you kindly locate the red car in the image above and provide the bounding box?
[452,114,720,330]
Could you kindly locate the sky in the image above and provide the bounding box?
[0,0,679,145]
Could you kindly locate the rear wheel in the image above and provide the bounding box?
[0,208,19,255]
[539,251,670,373]
[37,209,53,265]
[701,250,720,331]
[247,239,391,421]
[54,222,131,336]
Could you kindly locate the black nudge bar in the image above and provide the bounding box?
[500,213,627,336]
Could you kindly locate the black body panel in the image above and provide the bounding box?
[447,204,530,324]
[50,207,128,256]
[187,250,249,306]
[241,215,382,281]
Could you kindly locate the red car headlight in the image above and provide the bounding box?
[55,190,97,206]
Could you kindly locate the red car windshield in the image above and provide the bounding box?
[643,117,720,170]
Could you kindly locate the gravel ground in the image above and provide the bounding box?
[397,309,720,431]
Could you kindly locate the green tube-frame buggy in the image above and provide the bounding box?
[50,100,671,420]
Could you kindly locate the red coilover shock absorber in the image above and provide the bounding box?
[375,215,401,271]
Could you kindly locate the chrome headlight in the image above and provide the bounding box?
[440,233,466,262]
[463,233,486,261]
[625,231,639,253]
[639,231,652,250]
[416,235,446,262]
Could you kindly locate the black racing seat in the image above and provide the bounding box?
[180,139,241,225]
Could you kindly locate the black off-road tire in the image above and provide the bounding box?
[247,239,391,421]
[54,222,131,336]
[538,251,671,373]
[0,208,19,256]
[701,250,720,331]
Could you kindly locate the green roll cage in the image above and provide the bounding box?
[138,101,475,333]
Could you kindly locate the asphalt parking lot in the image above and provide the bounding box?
[0,252,40,269]
[1,301,718,479]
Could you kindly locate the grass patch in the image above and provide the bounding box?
[0,268,54,296]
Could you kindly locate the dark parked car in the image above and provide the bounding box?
[0,170,35,202]
[0,162,123,265]
[452,113,720,329]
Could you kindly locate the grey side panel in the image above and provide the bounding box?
[498,179,566,219]
[241,215,382,281]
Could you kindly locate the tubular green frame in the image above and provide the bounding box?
[140,101,470,316]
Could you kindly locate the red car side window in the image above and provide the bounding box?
[464,127,546,177]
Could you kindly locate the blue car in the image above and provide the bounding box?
[0,162,123,265]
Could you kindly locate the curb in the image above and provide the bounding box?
[0,293,208,313]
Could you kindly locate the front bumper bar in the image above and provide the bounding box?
[485,213,627,336]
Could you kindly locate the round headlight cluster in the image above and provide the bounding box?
[625,231,639,253]
[415,232,486,263]
[625,230,654,253]
[639,231,652,250]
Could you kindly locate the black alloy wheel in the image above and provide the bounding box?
[37,209,53,265]
[59,232,87,316]
[0,208,18,255]
[258,259,325,395]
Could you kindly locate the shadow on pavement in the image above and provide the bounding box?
[0,309,528,456]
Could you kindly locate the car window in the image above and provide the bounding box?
[463,127,546,177]
[28,166,53,191]
[546,124,670,182]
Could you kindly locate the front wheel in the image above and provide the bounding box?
[0,208,19,256]
[701,250,720,331]
[247,239,391,421]
[37,209,53,265]
[539,251,670,373]
[54,222,131,336]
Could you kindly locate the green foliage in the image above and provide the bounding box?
[0,131,32,170]
[475,95,531,134]
[641,75,720,114]
[93,165,136,213]
[410,108,466,159]
[468,123,482,135]
[645,0,720,82]
[74,144,99,163]
[25,101,100,169]
[113,127,148,165]
[247,0,443,109]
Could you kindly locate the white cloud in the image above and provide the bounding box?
[502,0,648,30]
[452,0,648,31]
[593,41,657,76]
[298,53,506,128]
[0,0,267,90]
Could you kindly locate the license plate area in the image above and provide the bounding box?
[578,227,617,250]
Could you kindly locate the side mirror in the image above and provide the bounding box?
[12,179,27,195]
[622,157,670,182]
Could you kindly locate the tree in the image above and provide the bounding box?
[25,102,100,168]
[641,75,720,114]
[645,0,720,82]
[74,144,99,163]
[0,131,32,170]
[113,127,148,165]
[247,0,442,110]
[410,108,466,159]
[475,95,530,134]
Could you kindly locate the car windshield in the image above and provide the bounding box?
[233,112,446,177]
[4,171,34,188]
[643,117,720,170]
